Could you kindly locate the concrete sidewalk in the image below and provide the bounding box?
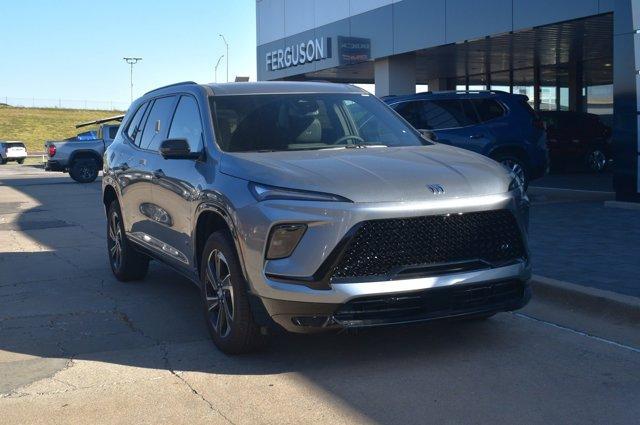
[528,198,640,298]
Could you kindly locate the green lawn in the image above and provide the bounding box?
[0,105,125,153]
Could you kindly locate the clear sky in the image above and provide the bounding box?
[0,0,256,107]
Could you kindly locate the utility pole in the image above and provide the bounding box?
[123,57,143,102]
[219,34,229,82]
[214,54,224,83]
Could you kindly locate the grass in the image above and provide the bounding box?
[0,105,125,153]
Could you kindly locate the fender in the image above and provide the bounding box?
[192,191,252,287]
[486,143,530,165]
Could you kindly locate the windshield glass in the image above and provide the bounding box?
[210,93,427,152]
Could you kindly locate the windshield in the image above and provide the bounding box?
[210,93,427,152]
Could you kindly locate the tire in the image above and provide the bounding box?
[107,201,149,281]
[69,158,99,183]
[0,156,6,165]
[585,149,607,173]
[17,158,24,165]
[493,154,529,190]
[200,231,268,354]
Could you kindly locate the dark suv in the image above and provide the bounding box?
[384,91,548,188]
[102,82,531,354]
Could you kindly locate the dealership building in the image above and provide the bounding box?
[256,0,640,201]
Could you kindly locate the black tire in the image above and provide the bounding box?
[107,201,149,281]
[0,156,6,165]
[69,158,99,183]
[17,158,24,165]
[493,153,529,190]
[200,231,268,354]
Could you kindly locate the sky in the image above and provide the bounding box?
[0,0,257,108]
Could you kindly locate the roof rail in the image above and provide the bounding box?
[144,81,198,95]
[430,90,509,95]
[76,114,125,129]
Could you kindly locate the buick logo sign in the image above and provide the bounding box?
[427,184,445,195]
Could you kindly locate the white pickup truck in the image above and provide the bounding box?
[44,115,123,183]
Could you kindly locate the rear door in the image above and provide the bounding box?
[119,96,178,247]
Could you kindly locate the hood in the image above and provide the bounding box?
[220,144,511,203]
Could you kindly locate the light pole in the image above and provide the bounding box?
[123,57,142,102]
[214,54,224,83]
[218,34,229,82]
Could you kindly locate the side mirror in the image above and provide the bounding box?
[419,129,438,141]
[159,139,201,160]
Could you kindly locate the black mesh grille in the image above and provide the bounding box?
[331,210,525,280]
[334,280,526,325]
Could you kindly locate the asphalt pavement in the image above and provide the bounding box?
[1,165,639,425]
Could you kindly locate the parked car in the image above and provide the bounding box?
[44,116,122,183]
[102,81,531,354]
[384,91,548,188]
[0,141,27,164]
[539,111,612,173]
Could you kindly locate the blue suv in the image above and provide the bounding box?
[384,91,548,188]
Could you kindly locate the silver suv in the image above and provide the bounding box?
[102,82,531,354]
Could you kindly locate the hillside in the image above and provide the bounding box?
[0,105,125,153]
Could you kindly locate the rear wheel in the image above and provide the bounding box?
[586,149,607,173]
[70,158,99,183]
[17,158,24,165]
[201,231,267,354]
[107,201,149,281]
[0,156,6,165]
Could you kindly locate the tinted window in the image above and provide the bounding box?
[126,103,148,141]
[411,100,476,130]
[392,101,423,128]
[168,96,203,152]
[472,99,505,122]
[139,96,177,151]
[211,93,426,152]
[108,126,119,139]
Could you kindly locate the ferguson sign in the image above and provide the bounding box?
[266,37,331,71]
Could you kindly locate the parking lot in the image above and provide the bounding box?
[1,164,639,424]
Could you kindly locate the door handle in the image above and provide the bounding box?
[153,169,165,178]
[469,134,485,139]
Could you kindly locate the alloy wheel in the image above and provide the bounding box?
[587,150,606,172]
[80,164,93,180]
[205,249,235,338]
[108,211,123,270]
[501,159,526,186]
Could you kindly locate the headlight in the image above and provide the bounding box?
[249,182,352,202]
[266,224,307,259]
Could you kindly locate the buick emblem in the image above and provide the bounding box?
[428,184,445,195]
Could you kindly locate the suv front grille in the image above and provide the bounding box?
[330,210,525,281]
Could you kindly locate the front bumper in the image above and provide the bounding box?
[225,179,531,332]
[262,278,531,333]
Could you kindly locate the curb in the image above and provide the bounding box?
[605,200,640,211]
[531,275,640,323]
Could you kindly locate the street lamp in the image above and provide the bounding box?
[123,57,142,103]
[219,34,229,82]
[214,54,224,83]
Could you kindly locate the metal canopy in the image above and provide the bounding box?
[302,13,613,86]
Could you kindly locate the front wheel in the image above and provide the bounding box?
[494,154,529,190]
[201,231,267,354]
[70,159,99,183]
[17,158,25,165]
[107,201,149,281]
